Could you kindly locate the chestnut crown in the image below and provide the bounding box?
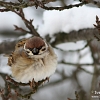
[24,36,48,56]
[25,36,45,49]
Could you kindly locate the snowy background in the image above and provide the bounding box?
[0,0,100,100]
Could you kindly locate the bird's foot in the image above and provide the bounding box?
[45,77,49,82]
[29,78,38,89]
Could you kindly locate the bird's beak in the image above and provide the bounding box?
[32,48,39,55]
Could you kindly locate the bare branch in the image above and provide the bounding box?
[59,60,93,74]
[38,2,87,11]
[12,9,40,36]
[0,75,49,99]
[0,0,88,11]
[0,28,99,54]
[59,60,94,67]
[14,25,30,33]
[0,40,17,54]
[0,0,99,12]
[0,1,35,10]
[0,9,10,12]
[49,28,99,46]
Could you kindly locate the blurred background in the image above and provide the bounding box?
[0,0,100,100]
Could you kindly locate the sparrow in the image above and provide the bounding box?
[8,36,57,83]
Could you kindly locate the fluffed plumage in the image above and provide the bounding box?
[8,36,57,83]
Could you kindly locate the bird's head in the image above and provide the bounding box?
[24,36,49,58]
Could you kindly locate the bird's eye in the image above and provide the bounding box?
[26,51,30,53]
[41,48,46,51]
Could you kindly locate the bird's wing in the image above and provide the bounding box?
[8,38,28,67]
[15,38,28,49]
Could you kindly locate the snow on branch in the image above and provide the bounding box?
[33,0,87,11]
[0,0,99,11]
[49,28,99,46]
[0,0,88,11]
[0,28,99,54]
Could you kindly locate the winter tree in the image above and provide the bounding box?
[0,0,100,100]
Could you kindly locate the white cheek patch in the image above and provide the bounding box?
[28,51,33,56]
[24,43,33,56]
[24,42,49,57]
[43,40,48,51]
[25,49,33,56]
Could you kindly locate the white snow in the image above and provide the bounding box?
[18,33,32,39]
[0,11,22,31]
[0,1,100,36]
[38,2,100,36]
[56,41,86,51]
[0,54,11,75]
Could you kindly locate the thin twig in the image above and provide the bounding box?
[12,9,40,36]
[59,60,93,74]
[14,25,30,33]
[59,60,94,66]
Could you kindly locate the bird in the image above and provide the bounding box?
[8,36,57,83]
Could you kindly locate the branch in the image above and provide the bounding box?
[0,40,17,54]
[14,25,30,33]
[59,60,94,67]
[0,28,99,54]
[0,9,10,12]
[88,42,100,97]
[0,0,99,11]
[12,9,40,36]
[88,0,100,7]
[0,1,88,11]
[59,60,93,74]
[49,28,99,46]
[0,1,35,10]
[0,75,49,99]
[34,0,87,11]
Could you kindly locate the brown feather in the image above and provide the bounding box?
[7,37,57,83]
[25,36,45,49]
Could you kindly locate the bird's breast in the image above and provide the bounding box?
[11,52,57,83]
